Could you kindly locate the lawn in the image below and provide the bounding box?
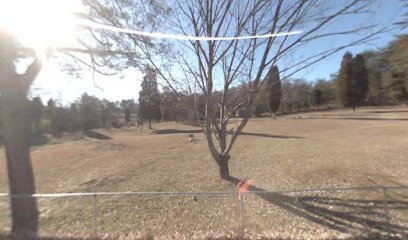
[0,106,407,239]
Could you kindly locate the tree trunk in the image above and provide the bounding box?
[148,120,152,129]
[217,155,230,180]
[2,83,38,238]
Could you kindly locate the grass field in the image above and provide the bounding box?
[0,106,408,239]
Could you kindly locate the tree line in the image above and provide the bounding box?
[254,35,408,115]
[2,34,406,143]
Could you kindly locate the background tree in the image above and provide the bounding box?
[290,79,312,112]
[383,35,408,103]
[46,98,57,135]
[120,99,138,124]
[253,88,268,117]
[309,79,335,108]
[336,52,368,111]
[337,52,355,110]
[67,103,81,132]
[30,97,44,133]
[352,54,369,109]
[362,50,388,105]
[139,67,161,128]
[101,100,118,128]
[79,93,102,131]
[266,66,282,118]
[310,88,323,107]
[161,87,190,121]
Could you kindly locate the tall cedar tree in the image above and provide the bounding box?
[353,54,369,110]
[139,67,161,128]
[266,66,281,118]
[31,97,43,133]
[337,52,354,108]
[337,52,368,111]
[47,99,57,135]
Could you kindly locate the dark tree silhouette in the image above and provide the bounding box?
[353,54,369,110]
[139,67,161,129]
[31,97,44,133]
[266,66,281,118]
[337,52,354,109]
[46,98,57,135]
[336,53,368,111]
[0,30,42,237]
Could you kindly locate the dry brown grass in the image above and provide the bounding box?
[0,106,407,239]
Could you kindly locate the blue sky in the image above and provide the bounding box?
[31,0,407,104]
[298,0,406,81]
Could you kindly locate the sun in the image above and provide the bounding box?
[0,0,81,51]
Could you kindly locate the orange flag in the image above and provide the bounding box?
[237,179,252,199]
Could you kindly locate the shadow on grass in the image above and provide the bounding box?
[154,129,304,139]
[153,129,203,134]
[227,176,408,239]
[0,234,101,240]
[367,110,408,114]
[238,132,304,139]
[84,130,112,140]
[310,117,408,121]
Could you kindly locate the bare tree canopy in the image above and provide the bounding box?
[77,0,386,179]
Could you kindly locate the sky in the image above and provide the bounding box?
[24,0,408,104]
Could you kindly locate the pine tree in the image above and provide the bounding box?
[47,98,57,134]
[139,67,161,128]
[337,52,354,109]
[266,65,281,118]
[31,97,43,133]
[353,54,369,109]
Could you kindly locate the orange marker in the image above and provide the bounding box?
[237,179,252,199]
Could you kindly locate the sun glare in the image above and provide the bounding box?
[0,0,81,52]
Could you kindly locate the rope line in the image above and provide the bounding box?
[0,186,406,198]
[81,20,303,41]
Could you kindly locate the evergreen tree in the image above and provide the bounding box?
[139,67,161,128]
[336,52,368,111]
[336,52,354,109]
[383,35,408,103]
[31,97,43,133]
[352,54,369,110]
[266,65,281,118]
[46,98,57,134]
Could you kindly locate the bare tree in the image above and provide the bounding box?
[79,0,384,179]
[160,0,383,179]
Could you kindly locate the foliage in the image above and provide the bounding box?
[30,97,44,132]
[79,93,102,131]
[139,67,161,128]
[266,66,282,115]
[382,35,408,103]
[336,52,369,110]
[161,87,191,121]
